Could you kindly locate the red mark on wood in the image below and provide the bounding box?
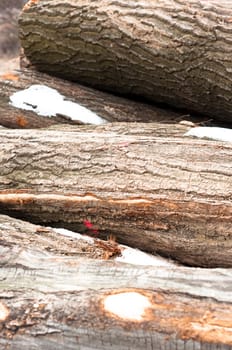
[83,220,99,235]
[83,220,93,229]
[16,115,28,127]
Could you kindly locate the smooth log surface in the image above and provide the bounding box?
[0,123,231,267]
[0,68,191,129]
[0,214,232,350]
[19,0,232,123]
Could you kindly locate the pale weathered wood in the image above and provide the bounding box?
[0,214,232,350]
[0,123,231,267]
[19,0,232,123]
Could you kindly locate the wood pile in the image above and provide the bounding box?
[0,1,231,349]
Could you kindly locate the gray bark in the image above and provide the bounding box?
[0,68,192,128]
[19,0,232,123]
[0,214,232,350]
[0,123,231,268]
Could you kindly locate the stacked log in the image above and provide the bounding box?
[19,0,232,123]
[0,215,232,350]
[0,123,231,268]
[0,1,232,349]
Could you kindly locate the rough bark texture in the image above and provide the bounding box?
[0,214,232,350]
[19,0,232,123]
[0,123,231,268]
[0,68,196,129]
[0,214,123,261]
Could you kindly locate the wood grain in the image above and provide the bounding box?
[0,123,231,267]
[19,0,232,123]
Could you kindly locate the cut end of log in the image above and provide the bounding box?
[103,290,152,322]
[0,302,10,322]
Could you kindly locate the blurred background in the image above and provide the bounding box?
[0,0,27,73]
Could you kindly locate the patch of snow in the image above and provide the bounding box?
[184,126,232,142]
[116,246,176,267]
[10,84,107,125]
[52,227,176,266]
[104,292,151,321]
[53,228,94,243]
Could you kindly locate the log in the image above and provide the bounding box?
[0,123,231,268]
[1,214,232,350]
[0,68,195,129]
[19,0,232,124]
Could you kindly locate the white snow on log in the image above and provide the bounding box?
[104,292,151,321]
[52,227,177,266]
[9,84,107,125]
[53,228,94,243]
[184,126,232,142]
[115,245,176,267]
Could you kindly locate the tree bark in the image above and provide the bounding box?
[0,68,193,128]
[0,123,231,268]
[1,214,232,350]
[19,0,232,124]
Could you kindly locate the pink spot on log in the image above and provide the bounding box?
[83,220,99,235]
